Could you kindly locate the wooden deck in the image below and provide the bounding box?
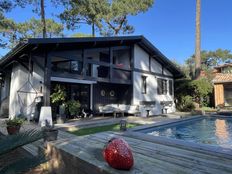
[46,131,232,174]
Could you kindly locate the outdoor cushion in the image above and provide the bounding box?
[127,105,140,114]
[118,104,128,111]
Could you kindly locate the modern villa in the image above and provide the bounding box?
[1,36,232,174]
[0,36,183,119]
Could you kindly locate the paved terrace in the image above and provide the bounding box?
[0,115,172,156]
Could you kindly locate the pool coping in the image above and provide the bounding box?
[130,115,203,132]
[126,115,232,160]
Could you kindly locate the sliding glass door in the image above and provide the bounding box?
[70,84,90,109]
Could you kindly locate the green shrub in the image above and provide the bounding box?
[177,95,195,112]
[190,78,213,106]
[175,78,213,109]
[66,100,81,116]
[50,84,66,105]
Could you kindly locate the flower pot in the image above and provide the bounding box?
[7,125,21,135]
[43,129,58,142]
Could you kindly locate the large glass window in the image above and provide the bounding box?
[51,50,83,75]
[52,59,83,75]
[113,47,130,69]
[113,69,131,81]
[97,66,110,79]
[70,61,83,74]
[52,59,70,73]
[157,78,167,95]
[85,48,110,63]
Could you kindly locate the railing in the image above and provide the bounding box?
[51,60,132,84]
[112,68,131,81]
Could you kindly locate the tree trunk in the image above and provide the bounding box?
[92,22,95,37]
[195,0,201,79]
[41,0,46,38]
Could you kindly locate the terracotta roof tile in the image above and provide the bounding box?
[213,73,232,83]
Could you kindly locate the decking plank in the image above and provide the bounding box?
[54,136,194,174]
[91,132,232,164]
[47,131,232,174]
[88,132,232,173]
[52,138,177,173]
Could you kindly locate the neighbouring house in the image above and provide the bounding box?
[213,63,232,107]
[0,36,183,119]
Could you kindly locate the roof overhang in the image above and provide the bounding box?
[0,36,184,78]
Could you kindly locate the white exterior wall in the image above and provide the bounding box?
[134,44,150,71]
[9,57,45,119]
[9,63,28,118]
[151,59,162,74]
[133,44,175,116]
[163,68,173,77]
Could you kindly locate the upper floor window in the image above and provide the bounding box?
[141,75,147,94]
[113,47,131,69]
[85,48,110,63]
[51,57,83,74]
[157,78,167,95]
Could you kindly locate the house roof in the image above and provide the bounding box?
[0,35,184,78]
[214,63,232,69]
[213,73,232,83]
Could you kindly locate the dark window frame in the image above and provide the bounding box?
[169,80,173,95]
[141,75,147,94]
[157,78,168,95]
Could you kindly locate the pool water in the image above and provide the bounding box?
[143,117,232,149]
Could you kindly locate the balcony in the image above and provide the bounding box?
[112,68,131,83]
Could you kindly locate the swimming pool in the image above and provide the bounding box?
[139,116,232,149]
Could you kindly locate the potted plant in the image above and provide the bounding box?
[66,100,81,118]
[5,117,24,135]
[50,84,67,122]
[42,120,58,142]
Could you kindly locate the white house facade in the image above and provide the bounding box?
[0,36,183,119]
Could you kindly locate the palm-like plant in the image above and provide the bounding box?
[0,129,46,174]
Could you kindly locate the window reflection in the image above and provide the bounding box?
[215,119,229,141]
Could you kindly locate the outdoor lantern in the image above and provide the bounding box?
[120,119,127,131]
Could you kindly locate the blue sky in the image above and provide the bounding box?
[1,0,232,64]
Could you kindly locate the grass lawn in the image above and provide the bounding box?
[69,123,140,136]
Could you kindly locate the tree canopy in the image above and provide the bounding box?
[2,18,64,48]
[0,0,155,49]
[0,0,20,47]
[59,0,108,36]
[100,0,154,36]
[59,0,154,36]
[18,18,64,38]
[183,49,232,79]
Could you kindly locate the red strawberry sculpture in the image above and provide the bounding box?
[103,137,134,170]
